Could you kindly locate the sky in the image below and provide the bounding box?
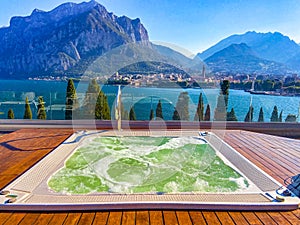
[1,0,300,56]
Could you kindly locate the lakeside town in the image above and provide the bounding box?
[105,69,300,96]
[29,69,300,97]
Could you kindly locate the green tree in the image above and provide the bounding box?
[270,106,279,122]
[262,79,275,91]
[173,92,189,121]
[156,100,163,119]
[194,93,204,121]
[204,104,211,121]
[258,107,264,122]
[95,91,111,120]
[82,79,100,118]
[129,107,136,120]
[7,109,14,119]
[172,109,180,120]
[279,110,283,122]
[149,109,154,120]
[244,106,254,122]
[285,114,297,122]
[220,80,230,107]
[214,80,230,121]
[65,79,79,120]
[214,94,227,121]
[37,96,47,120]
[227,108,238,121]
[23,97,32,119]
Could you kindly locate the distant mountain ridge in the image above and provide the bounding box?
[205,43,289,75]
[197,31,300,74]
[198,31,300,62]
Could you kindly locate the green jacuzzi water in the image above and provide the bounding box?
[48,136,249,194]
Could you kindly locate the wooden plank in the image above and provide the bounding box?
[0,174,21,189]
[47,213,68,225]
[221,133,294,182]
[163,211,179,225]
[121,211,135,225]
[241,212,263,225]
[0,213,12,225]
[202,212,221,225]
[33,213,54,225]
[176,211,192,225]
[188,211,207,225]
[228,212,250,225]
[18,213,40,225]
[292,209,300,219]
[0,129,72,188]
[215,211,235,225]
[93,212,109,225]
[279,211,300,225]
[106,212,122,225]
[77,212,95,225]
[136,211,149,225]
[228,131,300,172]
[254,212,278,225]
[267,212,293,225]
[149,211,163,225]
[2,213,26,225]
[62,213,82,225]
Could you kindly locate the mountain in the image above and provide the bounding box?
[0,0,203,79]
[118,61,190,77]
[205,43,289,75]
[198,31,300,65]
[286,53,300,71]
[152,44,204,73]
[0,1,150,79]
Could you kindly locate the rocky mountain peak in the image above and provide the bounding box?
[0,1,150,78]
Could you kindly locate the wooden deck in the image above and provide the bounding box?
[0,129,299,225]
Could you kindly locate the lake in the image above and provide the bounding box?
[0,79,299,122]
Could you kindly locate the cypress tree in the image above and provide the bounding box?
[214,80,230,121]
[258,107,264,122]
[156,100,163,119]
[65,79,78,120]
[194,93,204,121]
[227,108,238,121]
[214,94,227,121]
[204,104,211,121]
[285,114,297,122]
[95,91,110,120]
[37,96,47,120]
[149,109,154,120]
[82,79,100,118]
[270,106,279,122]
[244,106,254,122]
[129,107,136,120]
[220,80,230,108]
[174,92,189,121]
[279,110,283,122]
[23,97,32,119]
[7,109,14,119]
[172,109,180,120]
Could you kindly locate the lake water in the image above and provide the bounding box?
[0,79,299,122]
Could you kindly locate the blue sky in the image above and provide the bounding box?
[1,0,300,55]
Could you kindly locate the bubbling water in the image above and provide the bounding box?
[48,136,249,194]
